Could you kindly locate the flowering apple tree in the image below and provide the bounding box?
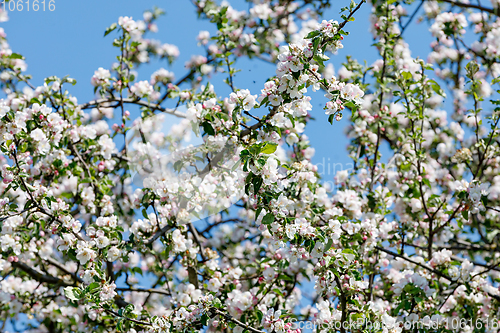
[1,0,500,332]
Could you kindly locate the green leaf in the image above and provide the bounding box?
[259,96,269,107]
[427,79,445,97]
[278,274,294,281]
[401,71,412,81]
[328,114,335,125]
[30,98,41,105]
[466,61,479,80]
[116,319,124,331]
[104,23,117,37]
[88,282,100,292]
[305,31,321,39]
[273,288,285,297]
[261,142,278,154]
[132,267,143,275]
[253,176,263,194]
[256,310,263,322]
[324,238,333,251]
[487,229,499,242]
[173,160,183,172]
[64,287,81,301]
[312,38,321,56]
[67,249,78,261]
[9,53,24,60]
[201,314,209,326]
[202,122,215,136]
[255,207,263,221]
[231,158,241,172]
[213,298,222,309]
[262,213,275,225]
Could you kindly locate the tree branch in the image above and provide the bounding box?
[434,0,499,16]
